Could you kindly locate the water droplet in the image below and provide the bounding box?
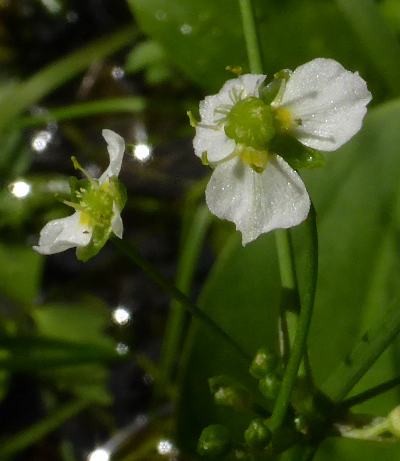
[111,66,124,80]
[180,23,192,35]
[87,448,110,461]
[116,343,129,355]
[133,143,152,162]
[31,130,52,152]
[155,9,167,21]
[112,306,131,325]
[9,180,31,198]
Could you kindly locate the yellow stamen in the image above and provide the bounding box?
[274,107,293,131]
[79,212,91,227]
[239,145,269,173]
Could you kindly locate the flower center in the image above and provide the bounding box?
[78,182,114,229]
[237,145,269,173]
[224,97,276,150]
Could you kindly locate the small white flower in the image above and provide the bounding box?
[193,58,372,245]
[34,129,126,260]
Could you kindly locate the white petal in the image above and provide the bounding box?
[206,155,310,245]
[199,74,266,124]
[195,74,266,163]
[111,202,123,239]
[99,129,125,184]
[33,211,92,255]
[278,58,372,151]
[193,127,236,163]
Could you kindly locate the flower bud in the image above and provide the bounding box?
[388,406,400,438]
[197,424,230,457]
[244,418,271,448]
[249,348,278,379]
[209,375,250,410]
[259,374,281,400]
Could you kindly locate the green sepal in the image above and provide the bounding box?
[197,424,231,457]
[76,225,111,263]
[259,79,281,105]
[271,135,326,170]
[108,177,127,212]
[68,177,90,203]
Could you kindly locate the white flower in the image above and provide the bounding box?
[33,129,126,259]
[193,58,372,245]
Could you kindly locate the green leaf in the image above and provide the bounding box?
[127,0,383,96]
[0,243,43,305]
[177,99,400,458]
[0,27,137,133]
[176,233,281,452]
[31,299,117,404]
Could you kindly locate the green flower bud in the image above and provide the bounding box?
[197,424,231,457]
[244,418,271,449]
[249,348,278,379]
[259,374,281,400]
[209,375,250,410]
[224,97,275,150]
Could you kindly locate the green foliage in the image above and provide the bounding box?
[177,98,400,458]
[127,0,388,99]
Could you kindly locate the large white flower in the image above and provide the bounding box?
[193,58,372,245]
[33,129,126,260]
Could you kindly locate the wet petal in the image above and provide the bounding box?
[195,74,266,163]
[193,127,236,163]
[33,211,92,255]
[199,74,266,124]
[111,202,123,239]
[206,155,310,245]
[99,129,125,184]
[279,58,371,151]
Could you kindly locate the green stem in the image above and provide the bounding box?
[269,206,318,431]
[0,400,88,458]
[156,204,211,397]
[238,0,263,74]
[112,237,250,363]
[342,376,400,408]
[14,98,146,128]
[275,230,300,361]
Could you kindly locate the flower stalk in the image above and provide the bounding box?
[112,236,250,364]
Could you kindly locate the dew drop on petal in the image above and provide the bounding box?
[180,23,192,35]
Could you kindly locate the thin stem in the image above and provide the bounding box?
[269,206,318,431]
[156,204,211,397]
[276,230,300,361]
[112,237,250,363]
[238,0,263,74]
[342,376,400,408]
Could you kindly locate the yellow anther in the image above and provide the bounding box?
[274,107,293,131]
[239,145,269,173]
[79,212,91,227]
[225,65,243,76]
